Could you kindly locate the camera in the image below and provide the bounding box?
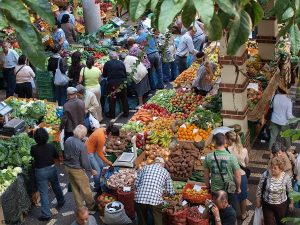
[207,200,215,210]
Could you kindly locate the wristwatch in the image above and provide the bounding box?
[215,217,221,222]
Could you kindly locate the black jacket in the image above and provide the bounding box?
[47,56,68,76]
[102,59,127,86]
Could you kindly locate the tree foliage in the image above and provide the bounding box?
[0,0,54,69]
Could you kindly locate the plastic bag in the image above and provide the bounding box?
[104,201,132,225]
[60,129,65,150]
[253,207,264,225]
[54,58,69,86]
[89,113,100,129]
[259,124,270,141]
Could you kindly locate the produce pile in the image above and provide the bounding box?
[106,133,130,153]
[43,104,60,125]
[173,63,200,87]
[247,81,263,111]
[188,108,222,130]
[106,169,136,189]
[0,166,23,195]
[175,123,211,142]
[147,89,176,112]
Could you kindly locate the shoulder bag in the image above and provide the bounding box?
[15,65,25,76]
[213,152,236,194]
[266,94,276,121]
[225,148,251,178]
[54,58,69,86]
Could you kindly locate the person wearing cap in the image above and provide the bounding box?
[269,87,294,150]
[59,87,85,141]
[135,157,175,225]
[269,141,295,178]
[76,84,101,122]
[204,133,241,212]
[175,26,199,74]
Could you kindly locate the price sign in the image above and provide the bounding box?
[193,185,201,192]
[247,82,259,92]
[198,205,205,213]
[153,117,158,121]
[193,128,199,134]
[123,187,131,192]
[182,200,188,206]
[136,121,141,125]
[180,124,186,128]
[200,156,205,160]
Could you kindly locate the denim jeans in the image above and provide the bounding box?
[176,56,187,75]
[88,153,105,191]
[35,165,65,218]
[3,67,16,98]
[147,52,164,90]
[162,61,179,82]
[55,85,67,106]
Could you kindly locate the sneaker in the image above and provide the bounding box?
[38,216,51,222]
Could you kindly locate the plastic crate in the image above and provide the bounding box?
[38,89,54,96]
[35,70,53,81]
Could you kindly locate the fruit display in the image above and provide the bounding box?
[169,90,203,115]
[188,108,222,130]
[166,143,200,180]
[175,123,211,142]
[106,169,136,189]
[141,144,170,166]
[135,134,145,149]
[173,62,200,87]
[0,166,23,195]
[247,81,263,111]
[43,104,60,125]
[106,133,130,152]
[130,109,153,124]
[141,103,171,117]
[246,54,262,77]
[182,183,211,204]
[121,121,145,134]
[187,207,209,225]
[147,89,176,111]
[173,181,186,194]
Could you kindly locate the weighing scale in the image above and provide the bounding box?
[0,101,25,136]
[113,136,138,168]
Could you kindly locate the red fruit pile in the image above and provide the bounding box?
[142,103,171,117]
[136,134,145,149]
[170,92,203,115]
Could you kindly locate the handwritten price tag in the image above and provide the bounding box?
[193,128,199,134]
[180,124,186,129]
[198,205,205,213]
[136,121,141,125]
[123,187,131,192]
[182,200,188,206]
[153,117,158,121]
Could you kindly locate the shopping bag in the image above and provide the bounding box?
[253,207,264,225]
[124,55,148,84]
[60,130,65,150]
[54,58,69,86]
[89,113,100,130]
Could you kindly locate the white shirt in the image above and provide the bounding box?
[271,94,294,125]
[0,49,19,68]
[176,32,198,57]
[295,155,300,185]
[14,65,35,83]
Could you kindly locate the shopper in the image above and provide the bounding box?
[135,157,175,225]
[14,55,35,98]
[269,87,294,150]
[0,41,19,98]
[204,133,241,211]
[69,51,84,86]
[47,46,68,106]
[193,20,207,52]
[86,128,112,193]
[136,28,164,90]
[58,4,76,25]
[226,131,249,220]
[102,51,129,118]
[60,14,77,44]
[64,125,96,210]
[79,56,102,121]
[192,61,216,96]
[269,141,295,178]
[127,37,151,106]
[71,206,98,225]
[76,84,101,122]
[52,22,69,50]
[256,156,294,225]
[202,191,237,225]
[31,128,65,221]
[176,26,199,74]
[60,87,85,141]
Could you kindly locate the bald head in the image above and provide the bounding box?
[215,190,228,202]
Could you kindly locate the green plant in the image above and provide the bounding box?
[0,0,54,69]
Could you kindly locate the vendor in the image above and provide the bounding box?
[202,191,237,225]
[135,157,175,225]
[192,61,216,96]
[85,127,112,194]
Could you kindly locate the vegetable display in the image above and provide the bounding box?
[0,166,23,195]
[148,89,176,111]
[189,108,222,130]
[106,169,136,189]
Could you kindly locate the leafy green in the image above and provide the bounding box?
[188,108,222,130]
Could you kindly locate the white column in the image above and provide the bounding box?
[83,0,102,34]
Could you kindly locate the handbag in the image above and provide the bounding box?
[124,55,148,84]
[54,58,69,86]
[214,152,236,194]
[266,94,276,121]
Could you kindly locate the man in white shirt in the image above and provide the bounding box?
[175,26,198,74]
[269,87,294,150]
[0,41,19,98]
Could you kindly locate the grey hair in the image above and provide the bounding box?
[109,51,119,60]
[73,125,87,140]
[75,206,88,216]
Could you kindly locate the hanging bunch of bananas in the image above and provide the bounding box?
[246,54,262,77]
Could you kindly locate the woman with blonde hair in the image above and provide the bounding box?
[226,131,249,220]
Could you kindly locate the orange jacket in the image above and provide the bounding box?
[85,128,111,165]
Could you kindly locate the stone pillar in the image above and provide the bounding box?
[219,37,250,147]
[83,0,102,34]
[256,0,278,61]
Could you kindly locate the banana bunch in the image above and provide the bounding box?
[147,132,159,145]
[157,131,172,148]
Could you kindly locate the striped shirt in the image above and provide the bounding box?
[256,171,292,204]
